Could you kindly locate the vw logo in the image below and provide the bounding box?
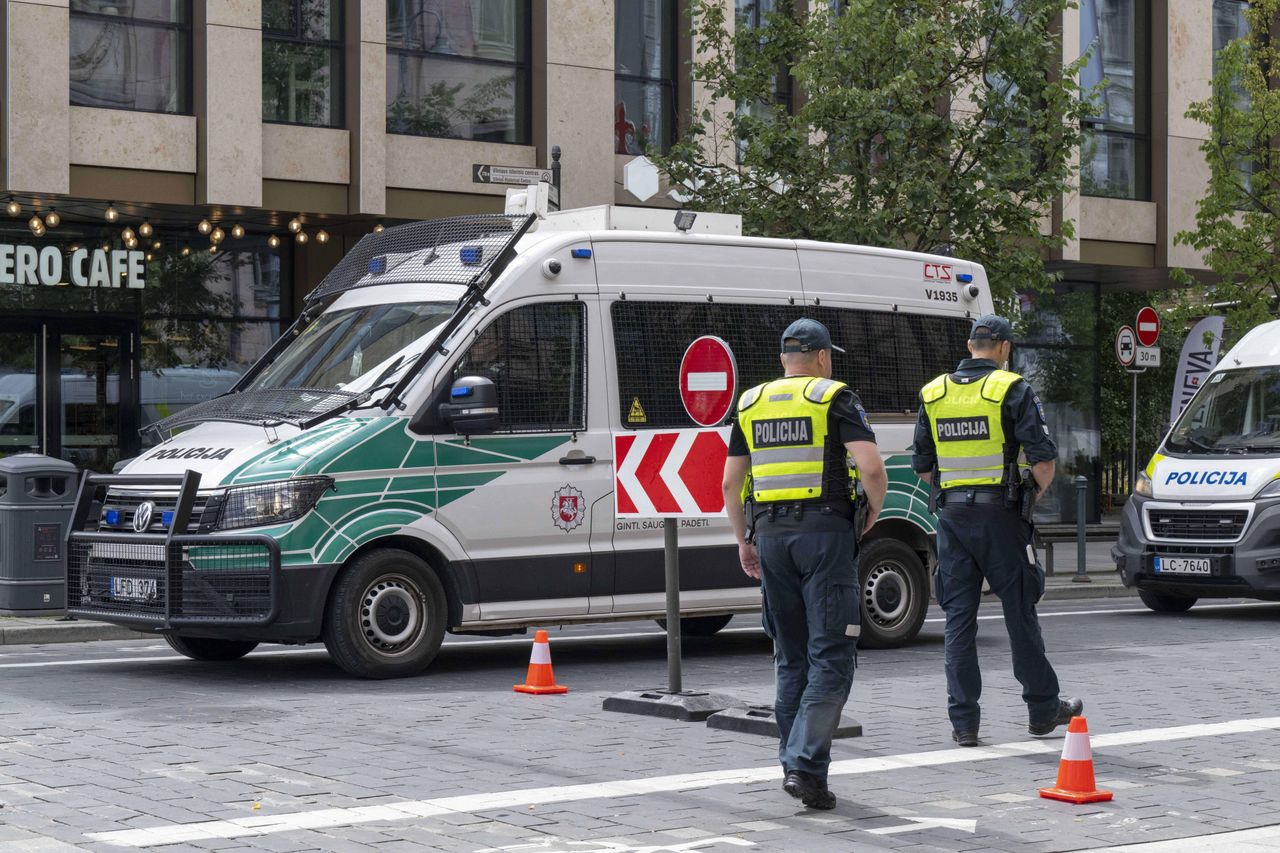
[132,501,155,533]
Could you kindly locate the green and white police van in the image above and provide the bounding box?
[1115,319,1280,611]
[67,194,996,678]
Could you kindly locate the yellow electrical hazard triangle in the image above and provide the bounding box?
[627,397,647,423]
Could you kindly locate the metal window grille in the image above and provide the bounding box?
[610,301,972,429]
[453,301,587,433]
[147,387,363,436]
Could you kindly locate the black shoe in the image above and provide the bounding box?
[783,771,837,810]
[1028,697,1084,736]
[952,730,979,747]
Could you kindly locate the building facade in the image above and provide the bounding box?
[0,0,1231,519]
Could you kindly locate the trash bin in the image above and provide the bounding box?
[0,454,79,614]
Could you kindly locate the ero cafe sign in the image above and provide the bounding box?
[0,243,146,289]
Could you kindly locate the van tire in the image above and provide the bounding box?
[655,614,734,637]
[164,635,258,661]
[322,549,447,679]
[1138,589,1197,613]
[858,538,928,649]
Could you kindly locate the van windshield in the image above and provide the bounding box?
[1165,366,1280,455]
[248,300,456,394]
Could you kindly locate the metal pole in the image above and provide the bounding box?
[1073,475,1090,583]
[1130,370,1138,489]
[664,517,682,694]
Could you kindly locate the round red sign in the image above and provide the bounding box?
[679,336,738,426]
[1136,306,1160,347]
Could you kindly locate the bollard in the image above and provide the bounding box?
[1072,475,1090,583]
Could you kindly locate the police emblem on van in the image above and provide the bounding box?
[552,485,586,531]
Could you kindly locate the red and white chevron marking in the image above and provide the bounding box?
[614,428,731,518]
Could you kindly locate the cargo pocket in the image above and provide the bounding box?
[1023,539,1046,604]
[826,581,861,642]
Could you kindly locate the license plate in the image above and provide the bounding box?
[110,576,158,601]
[1154,556,1213,575]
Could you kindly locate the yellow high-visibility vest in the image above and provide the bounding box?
[921,369,1028,489]
[738,375,858,503]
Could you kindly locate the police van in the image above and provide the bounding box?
[66,191,995,678]
[1115,319,1280,611]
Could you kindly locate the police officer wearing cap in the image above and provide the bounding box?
[912,314,1082,747]
[722,318,887,810]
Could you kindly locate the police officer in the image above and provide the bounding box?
[722,318,887,810]
[912,314,1082,747]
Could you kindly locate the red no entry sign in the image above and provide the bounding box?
[1136,306,1160,347]
[678,336,738,426]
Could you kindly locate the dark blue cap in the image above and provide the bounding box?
[969,314,1014,342]
[781,318,845,354]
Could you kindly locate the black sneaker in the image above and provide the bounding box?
[1028,697,1084,736]
[783,771,837,810]
[952,730,979,747]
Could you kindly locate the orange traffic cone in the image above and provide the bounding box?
[1039,717,1113,804]
[514,630,568,695]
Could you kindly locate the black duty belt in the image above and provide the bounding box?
[755,500,854,522]
[936,489,1006,508]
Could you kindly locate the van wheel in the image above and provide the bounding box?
[322,549,446,679]
[164,635,258,661]
[1138,589,1197,613]
[858,538,928,649]
[655,614,734,637]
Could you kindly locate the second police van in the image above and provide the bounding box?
[1115,319,1280,610]
[67,190,997,678]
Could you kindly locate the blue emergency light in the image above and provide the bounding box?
[161,511,175,528]
[570,248,592,259]
[368,256,387,275]
[103,509,121,525]
[451,386,474,398]
[957,273,974,283]
[460,246,483,265]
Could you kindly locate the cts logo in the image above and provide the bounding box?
[1164,470,1248,486]
[923,263,952,282]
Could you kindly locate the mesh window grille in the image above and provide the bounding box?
[610,301,972,429]
[452,302,586,433]
[148,387,362,435]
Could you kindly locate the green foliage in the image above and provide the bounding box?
[657,0,1096,305]
[140,253,236,372]
[387,75,513,137]
[1174,0,1280,341]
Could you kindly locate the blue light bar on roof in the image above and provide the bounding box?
[368,256,387,275]
[460,246,483,265]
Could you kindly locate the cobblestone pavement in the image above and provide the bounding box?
[3,598,1280,852]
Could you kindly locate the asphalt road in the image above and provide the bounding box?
[4,598,1280,851]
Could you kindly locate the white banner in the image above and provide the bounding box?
[1170,316,1226,423]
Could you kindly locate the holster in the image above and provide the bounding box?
[927,466,941,515]
[1018,469,1036,526]
[853,480,870,543]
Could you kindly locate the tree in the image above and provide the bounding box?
[655,0,1096,304]
[1175,0,1280,339]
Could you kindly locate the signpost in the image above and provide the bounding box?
[471,164,553,186]
[678,336,738,427]
[1136,306,1161,347]
[1119,309,1161,489]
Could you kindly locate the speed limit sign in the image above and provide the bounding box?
[1115,326,1136,367]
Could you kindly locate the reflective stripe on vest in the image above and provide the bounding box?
[738,376,854,503]
[922,369,1026,489]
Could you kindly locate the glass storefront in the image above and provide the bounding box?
[0,222,289,472]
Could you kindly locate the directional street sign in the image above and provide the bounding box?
[614,428,730,518]
[471,163,553,186]
[1136,306,1161,347]
[1136,346,1161,368]
[1115,325,1136,366]
[678,335,738,427]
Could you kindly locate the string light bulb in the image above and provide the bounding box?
[210,226,225,244]
[125,236,138,249]
[145,253,154,263]
[209,245,219,255]
[180,245,191,257]
[315,229,330,244]
[6,198,20,217]
[267,234,281,248]
[104,203,118,222]
[152,240,161,251]
[287,216,302,233]
[295,230,309,244]
[43,209,60,228]
[138,221,153,238]
[230,223,245,239]
[27,214,42,232]
[121,227,135,242]
[197,219,212,235]
[373,223,384,233]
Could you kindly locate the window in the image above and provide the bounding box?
[453,302,586,432]
[1213,0,1252,192]
[70,0,192,114]
[1079,0,1151,199]
[615,0,678,155]
[386,0,531,143]
[263,0,344,127]
[734,0,793,164]
[611,301,970,428]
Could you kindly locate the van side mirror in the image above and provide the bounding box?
[438,376,499,435]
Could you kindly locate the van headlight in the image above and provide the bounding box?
[215,477,333,531]
[1257,477,1280,500]
[1134,470,1154,498]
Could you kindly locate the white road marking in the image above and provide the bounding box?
[868,816,977,835]
[1096,824,1280,851]
[87,715,1280,848]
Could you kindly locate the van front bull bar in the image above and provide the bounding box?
[64,470,282,628]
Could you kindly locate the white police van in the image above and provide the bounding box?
[1115,319,1280,611]
[66,191,995,678]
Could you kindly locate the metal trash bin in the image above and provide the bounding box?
[0,454,79,614]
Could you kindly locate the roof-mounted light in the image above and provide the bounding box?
[368,256,387,275]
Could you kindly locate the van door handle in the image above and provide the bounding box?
[559,455,596,465]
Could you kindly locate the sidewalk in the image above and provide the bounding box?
[1040,538,1130,601]
[0,616,148,646]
